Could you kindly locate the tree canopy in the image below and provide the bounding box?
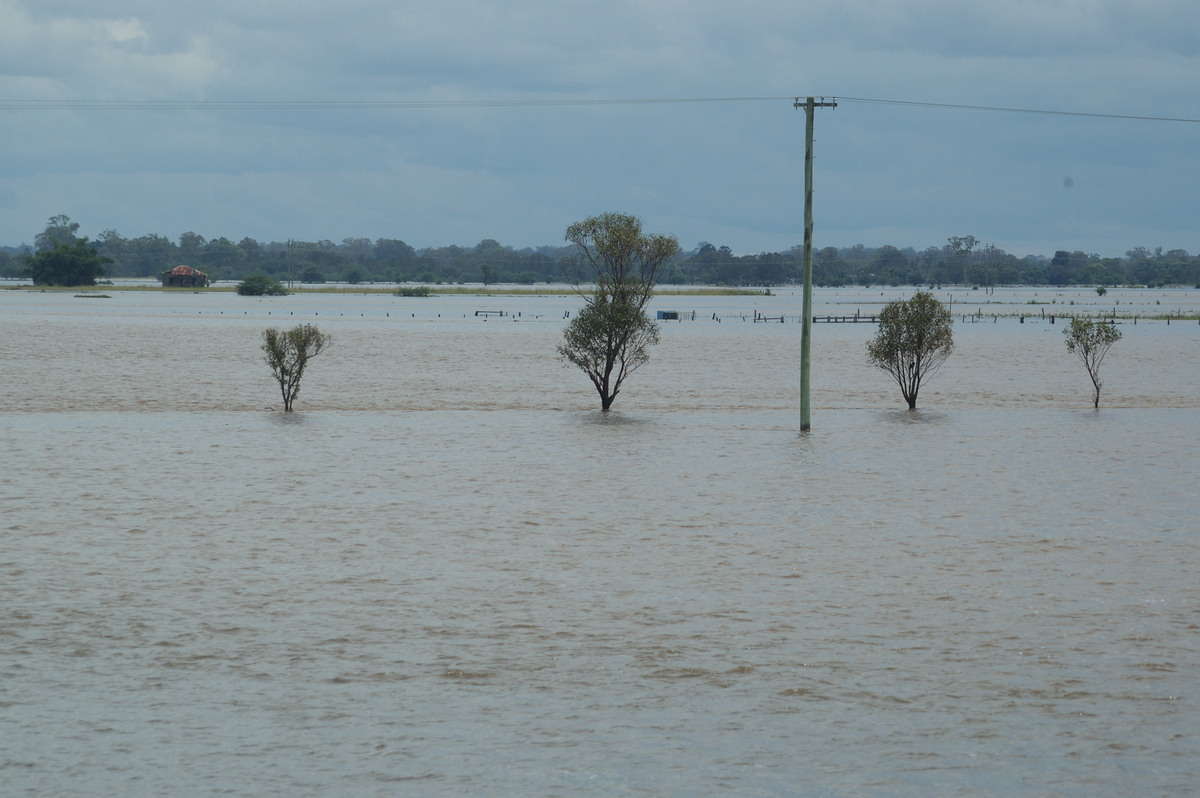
[261,324,332,411]
[1064,318,1122,409]
[34,214,81,253]
[10,215,1200,287]
[866,291,955,410]
[559,213,679,411]
[22,238,110,286]
[560,295,662,411]
[565,212,679,306]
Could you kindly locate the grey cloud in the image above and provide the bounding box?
[2,0,1198,256]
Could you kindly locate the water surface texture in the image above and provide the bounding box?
[2,287,1197,796]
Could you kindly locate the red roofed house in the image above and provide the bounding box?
[161,265,209,288]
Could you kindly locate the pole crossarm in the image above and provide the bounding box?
[793,97,839,110]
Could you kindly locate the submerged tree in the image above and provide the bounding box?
[1064,317,1122,409]
[22,238,111,286]
[560,295,661,410]
[558,212,679,410]
[866,290,955,410]
[262,324,331,411]
[237,273,288,296]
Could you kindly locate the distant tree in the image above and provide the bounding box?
[947,235,977,252]
[342,237,373,259]
[178,232,207,260]
[91,228,132,276]
[558,212,679,410]
[95,228,126,251]
[375,238,416,262]
[1096,286,1108,296]
[814,246,847,286]
[237,237,263,259]
[129,234,178,277]
[870,245,909,286]
[866,291,955,410]
[934,235,976,285]
[201,237,243,271]
[34,214,81,252]
[752,252,789,285]
[22,238,111,286]
[237,273,288,296]
[261,324,331,411]
[1018,255,1049,285]
[1064,317,1122,409]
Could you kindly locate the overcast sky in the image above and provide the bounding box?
[2,0,1198,257]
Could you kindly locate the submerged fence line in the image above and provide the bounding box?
[154,305,1199,325]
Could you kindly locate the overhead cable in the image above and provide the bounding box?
[1,95,1196,123]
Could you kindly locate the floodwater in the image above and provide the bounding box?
[2,286,1198,796]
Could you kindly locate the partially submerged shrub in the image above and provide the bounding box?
[237,274,288,296]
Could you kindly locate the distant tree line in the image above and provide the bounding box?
[3,216,1199,287]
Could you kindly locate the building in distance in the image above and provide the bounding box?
[161,265,209,288]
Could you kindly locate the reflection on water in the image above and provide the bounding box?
[2,288,1198,796]
[877,408,951,425]
[267,410,309,426]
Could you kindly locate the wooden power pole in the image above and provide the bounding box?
[795,96,837,431]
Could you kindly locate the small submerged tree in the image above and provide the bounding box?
[558,212,679,410]
[867,291,955,410]
[262,324,331,411]
[1064,317,1122,409]
[238,273,288,296]
[560,296,661,410]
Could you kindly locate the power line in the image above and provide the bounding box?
[835,96,1200,124]
[0,97,792,111]
[1,94,1197,122]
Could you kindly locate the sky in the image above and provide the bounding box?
[2,0,1198,258]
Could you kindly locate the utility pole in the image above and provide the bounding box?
[795,96,837,431]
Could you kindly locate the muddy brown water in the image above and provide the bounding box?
[2,286,1197,796]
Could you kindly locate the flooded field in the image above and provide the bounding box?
[2,286,1198,796]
